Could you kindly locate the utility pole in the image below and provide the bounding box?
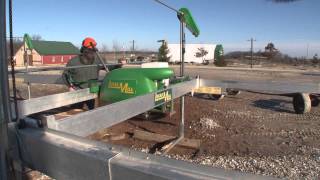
[129,40,135,52]
[247,38,256,68]
[306,43,309,60]
[129,40,136,61]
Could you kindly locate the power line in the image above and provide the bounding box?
[153,0,180,13]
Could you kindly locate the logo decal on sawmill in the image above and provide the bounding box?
[154,89,172,105]
[108,80,136,94]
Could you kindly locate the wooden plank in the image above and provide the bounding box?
[193,86,222,95]
[133,130,201,149]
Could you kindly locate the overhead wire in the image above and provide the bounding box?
[153,0,180,14]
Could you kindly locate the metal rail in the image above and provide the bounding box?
[10,63,122,74]
[16,88,97,118]
[21,73,105,85]
[19,73,320,94]
[8,125,277,180]
[44,79,197,137]
[13,63,121,99]
[200,79,320,94]
[22,74,64,84]
[15,77,320,137]
[0,0,12,178]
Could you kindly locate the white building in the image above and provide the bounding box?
[167,44,217,64]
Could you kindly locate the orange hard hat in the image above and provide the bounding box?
[82,37,97,49]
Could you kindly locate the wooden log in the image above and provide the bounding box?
[133,130,201,149]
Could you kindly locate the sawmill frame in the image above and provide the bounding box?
[1,0,320,180]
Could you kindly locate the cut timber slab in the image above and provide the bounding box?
[193,86,222,95]
[133,130,201,149]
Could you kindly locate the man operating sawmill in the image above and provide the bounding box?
[63,37,100,110]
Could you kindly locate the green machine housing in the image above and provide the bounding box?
[100,68,174,103]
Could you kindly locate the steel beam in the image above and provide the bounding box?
[23,74,64,84]
[16,88,97,118]
[45,79,198,137]
[200,79,320,94]
[11,63,122,74]
[20,73,320,95]
[17,70,320,95]
[8,126,277,180]
[0,0,12,178]
[20,73,104,85]
[30,78,320,137]
[8,125,115,180]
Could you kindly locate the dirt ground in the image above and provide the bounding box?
[88,92,320,179]
[92,92,320,155]
[12,67,320,179]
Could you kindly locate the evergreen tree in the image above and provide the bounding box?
[158,42,170,62]
[214,44,227,67]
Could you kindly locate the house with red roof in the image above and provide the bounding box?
[14,40,79,66]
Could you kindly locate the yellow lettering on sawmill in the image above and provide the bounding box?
[155,91,172,103]
[108,80,135,94]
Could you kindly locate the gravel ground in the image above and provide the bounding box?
[91,92,320,179]
[162,150,320,179]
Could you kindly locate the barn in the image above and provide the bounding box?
[14,40,79,66]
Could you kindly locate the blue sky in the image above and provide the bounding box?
[8,0,320,57]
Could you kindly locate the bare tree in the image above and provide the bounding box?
[100,44,109,52]
[31,34,42,41]
[112,40,120,52]
[265,42,278,52]
[112,40,121,61]
[195,47,208,64]
[264,42,279,59]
